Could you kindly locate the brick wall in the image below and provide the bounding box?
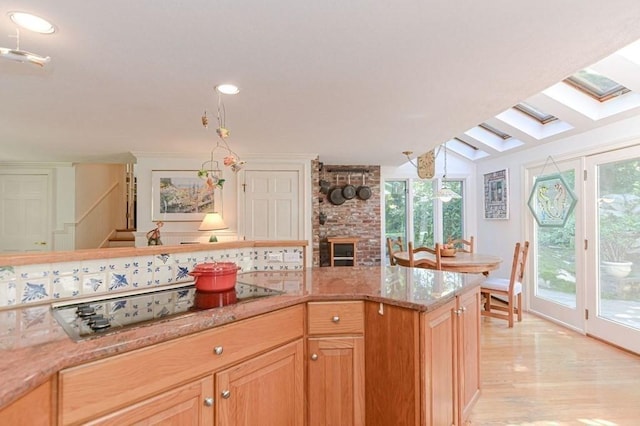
[311,159,381,267]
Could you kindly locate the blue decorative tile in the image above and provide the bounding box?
[0,266,16,282]
[0,281,17,308]
[108,272,130,291]
[52,275,81,299]
[20,280,50,304]
[82,273,106,294]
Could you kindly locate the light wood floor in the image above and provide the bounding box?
[468,313,640,425]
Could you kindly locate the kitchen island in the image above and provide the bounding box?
[0,264,484,425]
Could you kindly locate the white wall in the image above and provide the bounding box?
[75,163,127,249]
[133,152,315,253]
[133,152,240,246]
[475,113,640,277]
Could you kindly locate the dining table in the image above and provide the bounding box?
[392,250,502,275]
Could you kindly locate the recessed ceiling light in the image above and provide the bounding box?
[8,11,56,34]
[215,84,240,95]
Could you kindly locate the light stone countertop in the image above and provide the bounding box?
[0,265,485,408]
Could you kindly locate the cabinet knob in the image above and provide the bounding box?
[203,397,214,407]
[460,306,467,313]
[455,309,462,316]
[331,316,340,323]
[221,390,231,399]
[213,346,224,355]
[310,353,318,361]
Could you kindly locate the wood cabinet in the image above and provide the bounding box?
[58,305,304,425]
[456,286,481,423]
[0,378,55,426]
[365,287,481,426]
[216,339,304,425]
[328,237,358,267]
[307,301,365,426]
[86,376,214,425]
[422,298,457,425]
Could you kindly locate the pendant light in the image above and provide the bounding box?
[0,29,50,67]
[434,140,461,202]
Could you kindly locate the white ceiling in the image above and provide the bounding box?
[3,1,640,166]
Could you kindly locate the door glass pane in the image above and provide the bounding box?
[385,181,407,263]
[412,180,434,246]
[597,159,640,330]
[443,180,463,242]
[535,170,577,308]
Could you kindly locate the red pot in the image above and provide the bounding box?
[188,262,239,292]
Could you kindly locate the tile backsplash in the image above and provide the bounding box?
[0,245,304,309]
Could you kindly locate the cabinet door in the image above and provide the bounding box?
[0,379,53,426]
[86,376,213,425]
[215,339,304,426]
[422,298,457,426]
[308,336,365,426]
[457,287,481,425]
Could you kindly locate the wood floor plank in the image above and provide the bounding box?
[469,314,640,425]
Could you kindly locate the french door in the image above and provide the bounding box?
[527,159,584,331]
[585,146,640,354]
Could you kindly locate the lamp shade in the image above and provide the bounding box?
[434,186,462,203]
[199,212,227,231]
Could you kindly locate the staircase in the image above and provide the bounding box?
[108,228,136,248]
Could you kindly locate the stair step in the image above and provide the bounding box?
[108,239,135,248]
[109,236,135,241]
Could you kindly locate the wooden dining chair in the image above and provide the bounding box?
[480,241,530,327]
[386,236,405,266]
[447,236,474,253]
[407,242,442,270]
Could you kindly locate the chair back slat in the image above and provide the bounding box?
[407,242,442,270]
[448,236,474,253]
[386,236,404,266]
[509,241,530,292]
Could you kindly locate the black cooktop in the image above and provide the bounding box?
[51,282,283,341]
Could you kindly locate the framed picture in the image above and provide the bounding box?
[151,170,222,221]
[484,169,509,219]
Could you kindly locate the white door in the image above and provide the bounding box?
[242,170,300,240]
[527,159,584,331]
[0,173,51,252]
[585,146,640,354]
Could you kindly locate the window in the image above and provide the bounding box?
[384,178,465,264]
[513,102,558,124]
[564,68,630,102]
[478,123,512,140]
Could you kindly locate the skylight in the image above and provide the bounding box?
[478,123,511,140]
[513,103,558,124]
[564,68,629,102]
[454,137,478,150]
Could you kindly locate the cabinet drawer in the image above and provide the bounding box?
[307,301,364,335]
[59,304,304,425]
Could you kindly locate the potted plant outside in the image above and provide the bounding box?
[599,193,640,278]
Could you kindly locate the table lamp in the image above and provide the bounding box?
[198,212,228,242]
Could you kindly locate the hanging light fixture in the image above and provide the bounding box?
[433,140,461,202]
[0,28,50,67]
[199,84,245,181]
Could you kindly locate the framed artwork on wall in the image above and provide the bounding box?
[484,169,509,220]
[151,170,222,221]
